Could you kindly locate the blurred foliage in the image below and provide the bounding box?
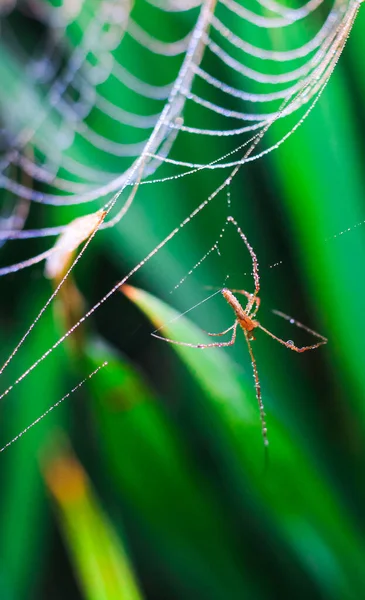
[0,1,365,600]
[43,441,144,600]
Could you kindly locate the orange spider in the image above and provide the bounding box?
[152,216,328,447]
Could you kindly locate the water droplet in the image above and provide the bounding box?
[287,340,294,346]
[290,319,294,324]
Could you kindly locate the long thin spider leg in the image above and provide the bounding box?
[257,323,327,353]
[226,217,260,313]
[272,309,328,342]
[204,323,236,337]
[251,304,260,318]
[152,321,238,349]
[244,330,269,449]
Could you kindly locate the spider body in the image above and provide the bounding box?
[222,288,257,335]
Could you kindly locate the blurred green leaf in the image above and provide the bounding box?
[124,283,365,600]
[0,301,68,600]
[82,336,258,600]
[43,442,143,600]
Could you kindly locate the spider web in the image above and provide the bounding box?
[0,0,358,235]
[0,0,362,445]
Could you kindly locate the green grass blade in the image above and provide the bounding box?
[43,443,144,600]
[0,304,69,599]
[82,336,258,600]
[124,284,365,600]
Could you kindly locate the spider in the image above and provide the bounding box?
[152,216,328,447]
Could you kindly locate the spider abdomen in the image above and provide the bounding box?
[238,315,257,332]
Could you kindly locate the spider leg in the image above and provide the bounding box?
[244,330,269,448]
[271,309,328,342]
[228,288,261,316]
[257,323,327,353]
[226,216,260,312]
[152,321,238,349]
[204,323,236,337]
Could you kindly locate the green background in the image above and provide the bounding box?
[0,1,365,599]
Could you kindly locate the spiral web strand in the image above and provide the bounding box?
[0,0,362,445]
[0,1,360,228]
